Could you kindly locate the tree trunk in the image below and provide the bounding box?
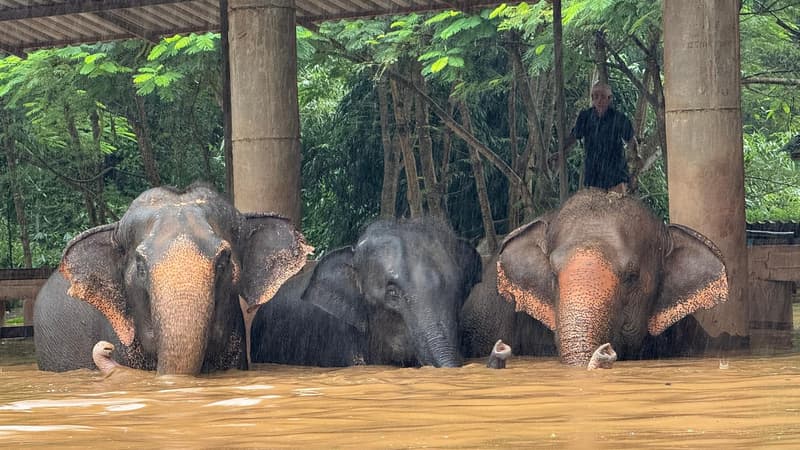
[129,92,161,187]
[553,0,568,203]
[437,98,457,215]
[220,0,234,196]
[458,101,497,254]
[593,30,610,85]
[605,30,668,182]
[390,70,524,188]
[389,78,422,218]
[90,109,108,223]
[507,72,522,231]
[507,37,551,215]
[1,114,32,268]
[64,103,99,226]
[649,45,668,183]
[412,66,443,217]
[378,78,400,218]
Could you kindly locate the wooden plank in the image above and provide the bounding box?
[0,267,53,280]
[0,325,34,339]
[748,278,794,352]
[748,245,800,282]
[0,279,48,301]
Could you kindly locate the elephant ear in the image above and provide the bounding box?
[59,223,135,346]
[239,213,314,311]
[301,247,367,333]
[648,224,729,335]
[496,217,557,330]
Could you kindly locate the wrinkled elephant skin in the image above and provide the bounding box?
[34,183,311,375]
[472,189,728,366]
[251,218,482,368]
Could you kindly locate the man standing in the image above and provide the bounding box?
[563,82,639,193]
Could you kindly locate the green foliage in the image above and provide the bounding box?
[133,65,184,97]
[2,0,799,269]
[300,73,382,250]
[744,131,800,222]
[0,34,225,268]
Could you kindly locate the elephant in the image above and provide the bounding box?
[461,188,728,367]
[250,218,483,368]
[34,183,312,375]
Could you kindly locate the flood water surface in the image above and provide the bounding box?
[1,339,799,448]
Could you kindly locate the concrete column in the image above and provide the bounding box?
[228,0,301,224]
[663,1,748,337]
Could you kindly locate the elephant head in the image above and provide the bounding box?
[301,219,481,367]
[59,184,311,374]
[496,189,728,366]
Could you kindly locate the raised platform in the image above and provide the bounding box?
[746,223,800,352]
[0,267,53,328]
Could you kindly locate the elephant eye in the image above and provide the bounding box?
[386,282,403,300]
[215,249,231,273]
[623,269,639,285]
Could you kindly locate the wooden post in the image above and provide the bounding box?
[219,0,234,197]
[227,0,301,224]
[663,1,748,339]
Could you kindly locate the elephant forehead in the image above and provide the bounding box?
[136,212,229,255]
[558,248,619,305]
[123,199,234,233]
[150,236,218,292]
[355,236,404,269]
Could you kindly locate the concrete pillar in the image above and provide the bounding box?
[228,0,301,224]
[663,1,748,338]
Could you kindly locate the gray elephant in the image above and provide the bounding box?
[34,184,312,375]
[461,188,728,366]
[250,218,482,367]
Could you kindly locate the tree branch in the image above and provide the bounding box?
[742,76,800,86]
[387,70,525,187]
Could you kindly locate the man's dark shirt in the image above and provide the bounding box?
[571,106,634,189]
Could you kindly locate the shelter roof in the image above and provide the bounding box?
[0,0,505,55]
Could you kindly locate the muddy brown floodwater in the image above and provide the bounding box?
[1,338,800,448]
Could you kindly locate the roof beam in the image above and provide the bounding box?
[0,0,189,22]
[92,10,158,42]
[300,1,509,22]
[0,43,25,57]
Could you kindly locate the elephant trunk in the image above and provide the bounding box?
[416,322,462,368]
[152,290,214,375]
[557,248,618,367]
[150,237,217,375]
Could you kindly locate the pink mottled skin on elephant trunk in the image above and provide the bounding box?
[92,340,122,375]
[150,236,217,375]
[557,248,619,366]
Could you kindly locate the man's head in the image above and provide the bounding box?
[591,82,613,117]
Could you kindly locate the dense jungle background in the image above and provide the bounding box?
[1,0,798,270]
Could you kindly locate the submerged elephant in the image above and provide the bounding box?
[462,189,728,366]
[34,184,312,375]
[251,218,482,368]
